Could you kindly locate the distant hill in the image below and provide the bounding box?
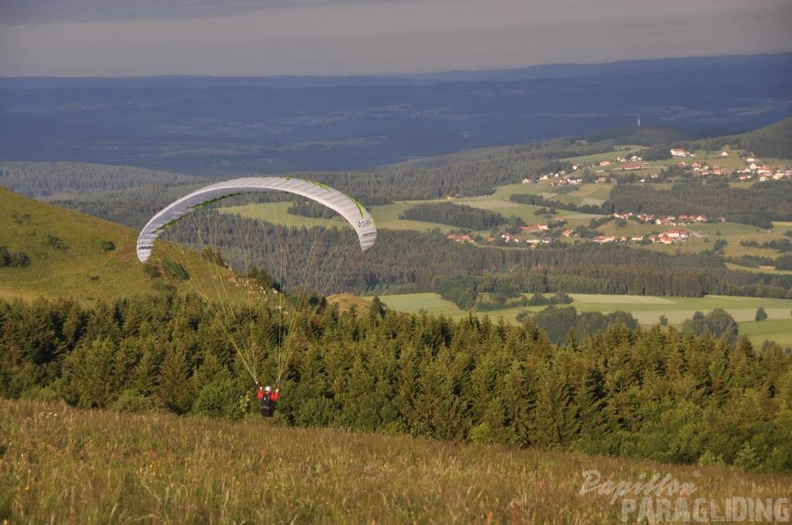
[0,186,235,303]
[3,114,791,232]
[1,53,789,175]
[1,53,787,88]
[0,162,208,228]
[692,116,792,159]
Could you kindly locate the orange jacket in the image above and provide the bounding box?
[257,387,280,402]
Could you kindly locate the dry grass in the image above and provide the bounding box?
[2,399,789,524]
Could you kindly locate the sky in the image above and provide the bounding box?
[1,0,790,77]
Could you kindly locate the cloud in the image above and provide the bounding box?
[0,0,304,25]
[0,0,789,76]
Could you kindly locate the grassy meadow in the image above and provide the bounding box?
[2,398,790,524]
[0,187,166,304]
[0,187,259,306]
[377,293,792,347]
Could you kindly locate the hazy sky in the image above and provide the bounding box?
[1,0,790,77]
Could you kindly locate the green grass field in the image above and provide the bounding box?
[378,293,792,347]
[2,398,790,524]
[366,200,458,232]
[0,187,252,305]
[0,187,155,303]
[561,147,642,165]
[225,201,352,230]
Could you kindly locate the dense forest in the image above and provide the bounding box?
[162,214,792,298]
[2,294,790,473]
[0,138,607,228]
[399,202,507,230]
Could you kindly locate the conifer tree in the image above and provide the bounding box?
[532,362,579,447]
[61,338,117,408]
[153,346,193,414]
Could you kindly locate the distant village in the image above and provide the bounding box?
[447,212,710,247]
[447,148,790,248]
[524,149,791,186]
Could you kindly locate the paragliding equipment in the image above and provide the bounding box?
[137,177,376,264]
[257,384,279,417]
[136,176,377,387]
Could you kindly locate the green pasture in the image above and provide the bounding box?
[724,263,792,276]
[595,221,657,238]
[454,195,524,211]
[488,182,609,222]
[368,197,557,232]
[695,222,767,237]
[560,146,641,165]
[740,319,792,346]
[380,292,468,317]
[225,201,350,230]
[453,196,534,222]
[490,182,550,200]
[379,292,792,347]
[580,183,614,202]
[365,200,457,232]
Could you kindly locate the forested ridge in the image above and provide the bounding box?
[690,116,792,159]
[167,214,792,298]
[0,138,601,228]
[2,294,790,473]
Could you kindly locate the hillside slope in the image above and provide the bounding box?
[3,398,789,524]
[693,116,792,159]
[0,186,232,303]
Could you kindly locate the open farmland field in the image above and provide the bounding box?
[2,398,790,524]
[225,201,351,230]
[557,183,614,207]
[561,146,642,165]
[366,200,457,232]
[456,197,553,225]
[378,293,792,347]
[491,182,551,200]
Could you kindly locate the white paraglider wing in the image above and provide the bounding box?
[136,176,377,263]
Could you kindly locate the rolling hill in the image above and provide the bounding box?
[0,186,235,303]
[1,54,789,175]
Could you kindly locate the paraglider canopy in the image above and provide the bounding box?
[136,176,377,264]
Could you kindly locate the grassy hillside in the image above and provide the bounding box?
[3,398,789,524]
[0,186,237,304]
[0,161,208,229]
